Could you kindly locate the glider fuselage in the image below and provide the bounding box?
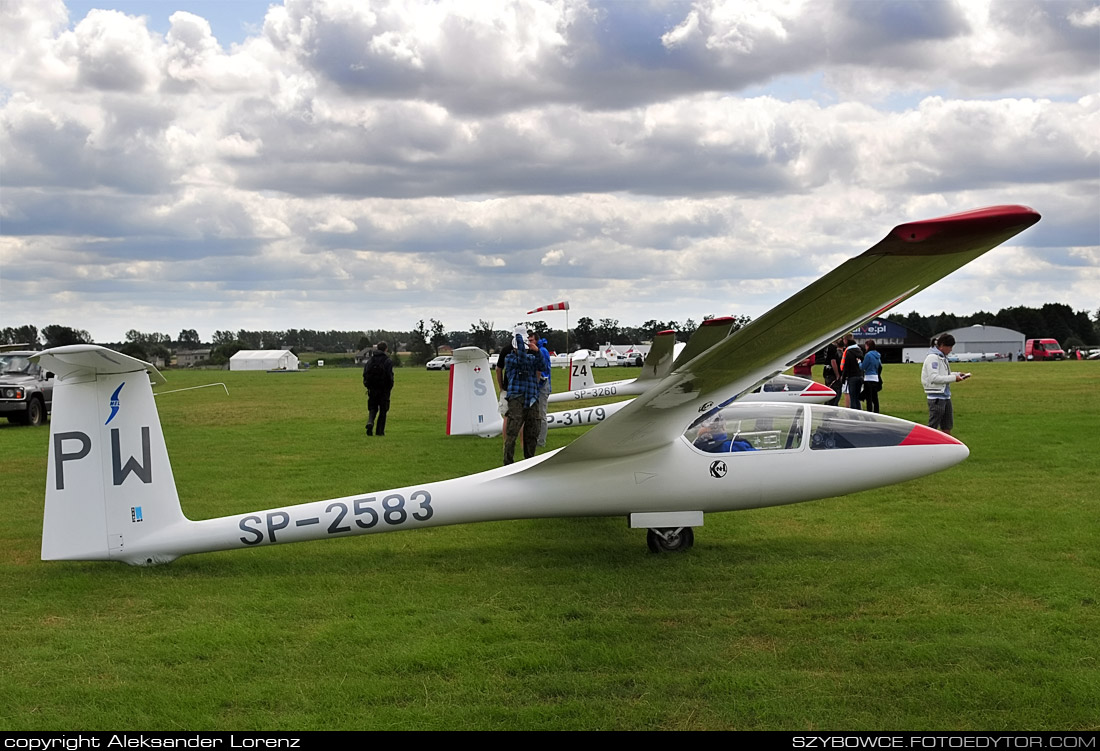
[78,402,965,565]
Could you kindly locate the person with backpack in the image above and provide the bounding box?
[363,342,395,436]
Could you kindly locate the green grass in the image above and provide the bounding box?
[1,361,1098,730]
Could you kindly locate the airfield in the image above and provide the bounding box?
[1,359,1097,730]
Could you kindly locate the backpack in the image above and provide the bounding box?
[364,354,389,389]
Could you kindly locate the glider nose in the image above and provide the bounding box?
[899,424,964,446]
[805,381,836,397]
[897,424,969,473]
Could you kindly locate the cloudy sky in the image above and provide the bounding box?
[2,0,1097,343]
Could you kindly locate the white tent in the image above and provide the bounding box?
[229,349,299,371]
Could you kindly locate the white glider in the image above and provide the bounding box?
[447,348,834,439]
[35,205,1040,564]
[446,346,631,437]
[556,323,834,404]
[551,329,679,402]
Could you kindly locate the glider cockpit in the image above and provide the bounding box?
[686,402,804,453]
[685,403,960,455]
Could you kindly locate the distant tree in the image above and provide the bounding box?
[408,320,434,365]
[42,325,91,347]
[236,330,262,349]
[469,319,496,352]
[1,325,40,347]
[574,317,597,350]
[212,330,236,346]
[124,330,171,361]
[177,329,201,346]
[445,330,469,349]
[209,340,244,365]
[928,313,960,337]
[126,329,170,346]
[1039,303,1078,344]
[429,318,447,356]
[528,319,551,340]
[729,314,752,333]
[594,317,620,344]
[1069,309,1094,344]
[681,318,698,340]
[119,341,147,359]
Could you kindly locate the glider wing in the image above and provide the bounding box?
[536,205,1041,466]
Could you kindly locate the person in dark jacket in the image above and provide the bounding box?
[840,335,863,410]
[362,342,395,436]
[822,338,842,406]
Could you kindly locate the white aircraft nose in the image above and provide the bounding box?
[897,423,970,469]
[899,424,965,447]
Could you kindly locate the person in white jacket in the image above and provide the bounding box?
[921,334,970,435]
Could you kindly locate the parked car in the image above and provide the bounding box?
[426,356,454,370]
[1024,338,1065,361]
[0,350,54,426]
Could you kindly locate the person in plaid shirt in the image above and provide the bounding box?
[503,326,544,465]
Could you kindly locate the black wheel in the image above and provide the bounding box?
[27,397,46,426]
[646,527,694,553]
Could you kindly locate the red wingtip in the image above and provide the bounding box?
[892,205,1041,243]
[900,424,964,446]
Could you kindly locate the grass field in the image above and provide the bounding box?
[1,360,1098,730]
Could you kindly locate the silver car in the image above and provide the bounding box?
[0,351,54,426]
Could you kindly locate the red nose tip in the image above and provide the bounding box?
[805,381,835,396]
[900,424,964,446]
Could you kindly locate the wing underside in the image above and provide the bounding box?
[537,205,1040,467]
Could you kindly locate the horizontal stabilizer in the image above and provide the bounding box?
[33,345,166,385]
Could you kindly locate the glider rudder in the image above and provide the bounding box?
[35,345,187,564]
[447,347,502,437]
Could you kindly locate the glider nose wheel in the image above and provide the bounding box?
[646,526,694,553]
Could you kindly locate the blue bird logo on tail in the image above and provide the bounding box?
[106,382,124,425]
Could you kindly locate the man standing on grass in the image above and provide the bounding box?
[363,341,394,436]
[503,325,543,465]
[921,334,970,436]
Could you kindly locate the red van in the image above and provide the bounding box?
[1024,338,1065,361]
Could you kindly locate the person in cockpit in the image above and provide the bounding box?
[693,416,755,453]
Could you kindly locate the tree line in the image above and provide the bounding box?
[892,303,1099,348]
[4,304,1096,367]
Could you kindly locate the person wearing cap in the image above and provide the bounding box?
[503,325,544,464]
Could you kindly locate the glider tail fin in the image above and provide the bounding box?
[672,316,738,369]
[34,346,187,565]
[567,351,596,391]
[636,329,678,382]
[447,347,503,437]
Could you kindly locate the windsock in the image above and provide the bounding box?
[527,301,569,314]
